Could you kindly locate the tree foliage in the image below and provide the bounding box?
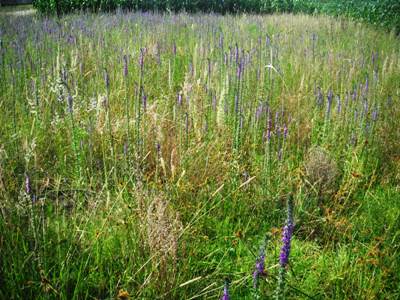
[32,0,400,32]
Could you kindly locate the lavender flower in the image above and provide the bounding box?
[123,54,128,77]
[104,69,110,91]
[172,42,177,56]
[142,92,147,112]
[275,197,294,300]
[364,77,369,97]
[283,124,288,140]
[253,247,266,289]
[279,222,294,267]
[221,281,230,300]
[139,48,144,70]
[266,35,271,47]
[177,93,182,106]
[156,143,161,156]
[336,95,341,114]
[234,94,239,113]
[255,104,263,121]
[67,93,73,113]
[371,109,378,121]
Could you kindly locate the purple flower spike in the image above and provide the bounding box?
[139,48,144,69]
[142,93,147,112]
[156,143,161,155]
[279,223,294,267]
[336,96,341,114]
[177,93,182,106]
[283,124,288,140]
[123,54,128,77]
[104,70,110,90]
[172,42,177,56]
[67,94,73,113]
[371,109,378,121]
[253,250,266,289]
[221,282,230,300]
[279,197,294,268]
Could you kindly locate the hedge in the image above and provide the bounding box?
[32,0,400,33]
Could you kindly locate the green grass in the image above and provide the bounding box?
[0,10,399,299]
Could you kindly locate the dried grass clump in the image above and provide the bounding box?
[304,147,339,197]
[141,194,183,289]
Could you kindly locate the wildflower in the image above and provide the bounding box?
[123,54,128,77]
[221,281,230,300]
[139,48,144,70]
[275,197,294,299]
[67,93,73,114]
[253,247,266,289]
[283,124,288,140]
[336,95,341,114]
[177,93,182,106]
[142,92,147,112]
[371,109,378,121]
[279,222,294,267]
[104,69,110,91]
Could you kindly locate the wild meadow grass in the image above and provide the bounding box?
[0,10,399,299]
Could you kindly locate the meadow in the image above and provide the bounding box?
[0,7,399,299]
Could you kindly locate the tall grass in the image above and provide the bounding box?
[0,10,399,299]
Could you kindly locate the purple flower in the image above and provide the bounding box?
[371,108,378,121]
[279,223,294,267]
[352,88,357,101]
[142,92,147,112]
[364,77,369,97]
[265,35,271,47]
[336,96,341,114]
[253,250,266,288]
[172,42,177,56]
[283,124,288,140]
[123,54,128,77]
[234,94,239,113]
[221,282,230,300]
[156,143,161,155]
[236,61,242,80]
[139,48,144,69]
[255,104,263,121]
[67,93,73,113]
[104,69,110,90]
[279,198,294,268]
[177,93,182,106]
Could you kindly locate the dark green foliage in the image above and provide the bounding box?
[32,0,400,32]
